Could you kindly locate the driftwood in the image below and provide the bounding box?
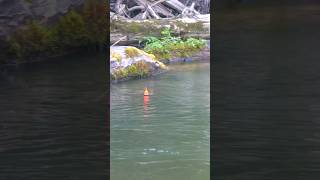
[112,0,203,20]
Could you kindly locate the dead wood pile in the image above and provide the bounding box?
[110,0,209,20]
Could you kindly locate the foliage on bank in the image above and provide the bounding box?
[4,0,107,63]
[110,28,206,82]
[142,27,206,61]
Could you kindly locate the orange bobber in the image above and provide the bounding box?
[144,88,149,96]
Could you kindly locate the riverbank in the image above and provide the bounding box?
[110,42,209,84]
[110,13,210,83]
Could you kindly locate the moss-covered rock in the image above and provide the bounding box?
[110,46,167,82]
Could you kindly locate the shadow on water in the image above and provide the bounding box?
[0,53,108,179]
[213,3,320,180]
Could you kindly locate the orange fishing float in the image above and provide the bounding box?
[144,88,150,96]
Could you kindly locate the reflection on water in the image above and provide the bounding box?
[213,5,320,180]
[143,96,150,122]
[111,62,210,180]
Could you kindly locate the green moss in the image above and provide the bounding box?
[111,68,129,80]
[111,51,122,62]
[175,21,205,32]
[127,64,138,75]
[55,10,87,47]
[111,61,152,81]
[126,61,151,78]
[125,47,142,58]
[134,61,151,78]
[111,19,206,39]
[8,21,51,60]
[110,20,162,37]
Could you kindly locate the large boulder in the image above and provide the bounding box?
[110,46,167,82]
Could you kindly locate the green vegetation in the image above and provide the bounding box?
[111,28,206,81]
[5,0,107,63]
[111,61,151,81]
[142,27,206,61]
[110,19,207,36]
[8,21,52,59]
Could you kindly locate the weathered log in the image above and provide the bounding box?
[111,36,127,47]
[147,5,160,19]
[115,0,124,14]
[127,5,145,12]
[110,16,210,46]
[151,3,174,18]
[141,11,148,19]
[162,0,187,13]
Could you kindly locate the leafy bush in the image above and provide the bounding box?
[82,0,107,45]
[143,27,206,61]
[7,0,107,61]
[8,21,51,59]
[54,10,87,48]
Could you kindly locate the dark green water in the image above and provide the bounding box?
[0,53,108,179]
[213,5,320,180]
[111,61,210,180]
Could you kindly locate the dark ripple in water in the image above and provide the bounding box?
[0,54,108,180]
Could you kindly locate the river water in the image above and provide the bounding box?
[213,5,320,180]
[0,53,108,179]
[111,61,210,180]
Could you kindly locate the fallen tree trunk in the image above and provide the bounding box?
[110,14,210,46]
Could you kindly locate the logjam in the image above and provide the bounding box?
[110,0,206,20]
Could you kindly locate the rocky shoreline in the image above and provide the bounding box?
[110,42,209,83]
